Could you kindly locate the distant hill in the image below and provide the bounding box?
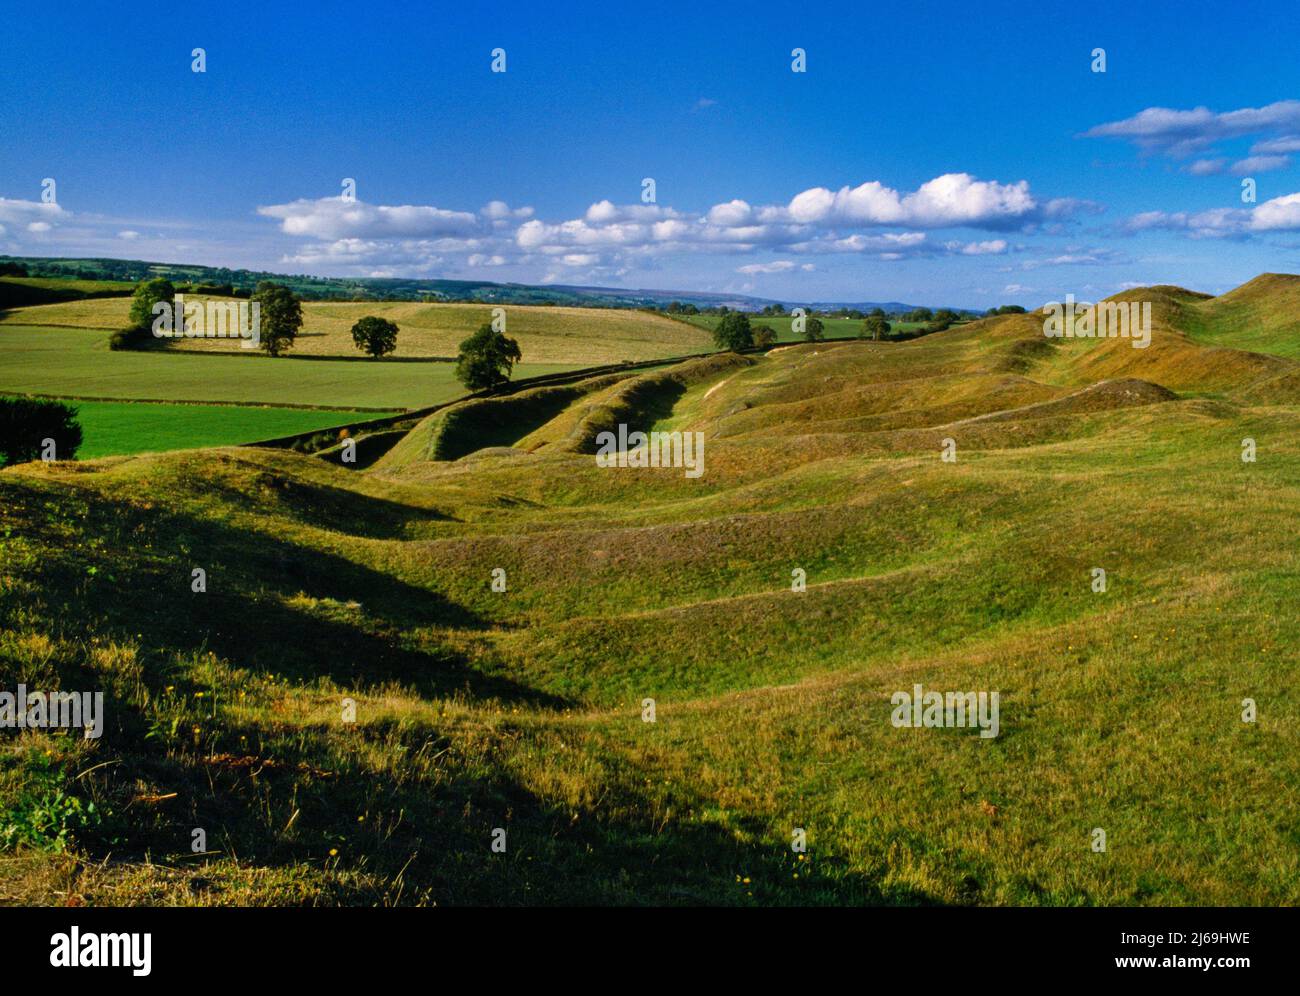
[0,254,967,314]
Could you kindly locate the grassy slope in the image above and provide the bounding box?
[1,278,1298,906]
[0,298,710,364]
[1176,273,1300,359]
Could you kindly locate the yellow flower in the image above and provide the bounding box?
[329,848,338,856]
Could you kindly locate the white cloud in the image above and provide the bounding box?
[1252,135,1300,155]
[772,173,1040,229]
[1122,190,1300,237]
[254,173,1084,277]
[947,238,1008,255]
[1251,192,1300,230]
[735,260,803,274]
[0,197,67,231]
[481,200,533,220]
[118,229,140,240]
[1231,155,1289,175]
[1085,101,1300,160]
[258,197,478,240]
[706,199,753,226]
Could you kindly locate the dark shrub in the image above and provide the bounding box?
[0,397,82,466]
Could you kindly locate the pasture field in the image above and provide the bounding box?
[0,325,578,409]
[1,276,1297,906]
[55,400,392,458]
[0,297,711,364]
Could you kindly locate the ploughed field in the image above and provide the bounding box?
[1,276,1297,905]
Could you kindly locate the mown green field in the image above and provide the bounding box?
[1,275,1296,906]
[0,326,578,409]
[55,400,392,458]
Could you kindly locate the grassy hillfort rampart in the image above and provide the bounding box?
[0,273,1297,904]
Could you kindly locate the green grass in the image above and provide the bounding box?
[52,400,393,458]
[1176,273,1300,359]
[0,325,579,409]
[0,278,1297,906]
[679,313,933,342]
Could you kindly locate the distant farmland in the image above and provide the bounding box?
[678,312,932,341]
[0,297,712,364]
[0,295,708,457]
[0,325,581,410]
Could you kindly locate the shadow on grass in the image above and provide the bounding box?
[79,714,943,907]
[201,472,451,539]
[5,479,555,706]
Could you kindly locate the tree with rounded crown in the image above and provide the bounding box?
[455,322,522,390]
[713,311,753,351]
[350,316,399,358]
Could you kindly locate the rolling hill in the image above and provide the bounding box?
[1,275,1297,906]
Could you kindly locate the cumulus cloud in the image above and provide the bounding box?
[767,173,1041,229]
[481,200,533,220]
[1251,191,1300,230]
[256,173,1086,276]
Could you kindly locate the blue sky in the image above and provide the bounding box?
[3,0,1299,306]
